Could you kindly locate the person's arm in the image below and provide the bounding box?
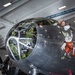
[70,26,75,34]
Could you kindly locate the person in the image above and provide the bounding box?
[60,20,74,59]
[67,69,72,75]
[0,56,2,64]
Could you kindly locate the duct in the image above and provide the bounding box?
[0,35,5,48]
[0,0,30,17]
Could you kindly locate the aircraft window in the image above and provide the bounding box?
[49,19,58,25]
[11,30,18,37]
[36,20,50,25]
[6,46,15,60]
[19,43,32,59]
[9,38,19,60]
[18,25,37,59]
[6,21,37,60]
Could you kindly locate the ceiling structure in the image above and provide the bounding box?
[0,0,75,23]
[0,0,75,41]
[0,0,75,20]
[0,0,20,10]
[0,0,30,17]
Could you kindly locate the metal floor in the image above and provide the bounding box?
[0,48,28,75]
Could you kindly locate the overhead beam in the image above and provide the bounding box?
[0,0,30,17]
[0,18,14,40]
[54,12,75,20]
[1,17,15,24]
[0,17,14,26]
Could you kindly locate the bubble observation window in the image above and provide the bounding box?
[6,21,37,60]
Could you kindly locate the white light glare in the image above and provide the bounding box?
[58,6,66,10]
[4,2,12,7]
[74,21,75,23]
